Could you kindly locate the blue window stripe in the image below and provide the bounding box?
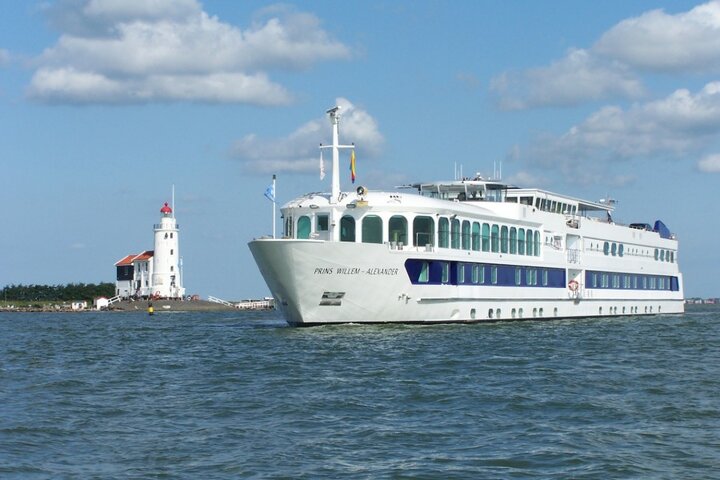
[404,259,565,287]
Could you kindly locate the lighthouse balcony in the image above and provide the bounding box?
[154,223,180,229]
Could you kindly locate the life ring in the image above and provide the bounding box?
[568,280,579,292]
[153,291,161,299]
[356,186,366,196]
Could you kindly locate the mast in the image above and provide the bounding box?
[323,106,354,204]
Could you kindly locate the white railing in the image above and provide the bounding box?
[107,295,122,305]
[208,296,234,307]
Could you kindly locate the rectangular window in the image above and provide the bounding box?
[491,266,498,285]
[542,270,548,286]
[458,263,465,284]
[472,264,480,284]
[317,214,329,231]
[441,262,450,284]
[515,268,522,286]
[419,262,429,283]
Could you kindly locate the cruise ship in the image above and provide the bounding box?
[249,107,684,326]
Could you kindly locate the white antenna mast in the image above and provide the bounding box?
[171,184,175,219]
[320,106,354,204]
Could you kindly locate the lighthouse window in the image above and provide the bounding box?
[471,222,480,251]
[413,216,434,247]
[361,215,383,244]
[501,226,509,253]
[297,216,311,239]
[450,218,460,249]
[165,233,168,239]
[340,216,356,242]
[481,223,490,252]
[170,249,174,255]
[317,214,329,232]
[438,217,449,248]
[389,215,408,245]
[170,233,173,239]
[491,225,499,253]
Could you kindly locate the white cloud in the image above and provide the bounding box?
[29,0,350,104]
[491,48,644,110]
[232,98,384,174]
[698,153,720,172]
[594,1,720,72]
[526,82,720,179]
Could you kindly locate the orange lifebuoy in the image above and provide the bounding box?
[568,280,579,292]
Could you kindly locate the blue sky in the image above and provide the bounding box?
[1,0,719,299]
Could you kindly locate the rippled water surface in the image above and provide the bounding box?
[1,306,719,479]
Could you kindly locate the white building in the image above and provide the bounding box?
[115,202,186,299]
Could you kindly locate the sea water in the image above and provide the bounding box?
[1,305,719,479]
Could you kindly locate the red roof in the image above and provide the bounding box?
[160,202,172,214]
[115,250,154,266]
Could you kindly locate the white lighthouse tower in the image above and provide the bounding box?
[152,202,185,299]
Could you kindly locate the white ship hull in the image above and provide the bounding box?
[249,239,684,326]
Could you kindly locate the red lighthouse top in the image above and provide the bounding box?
[160,202,172,214]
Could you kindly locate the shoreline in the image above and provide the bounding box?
[1,299,272,313]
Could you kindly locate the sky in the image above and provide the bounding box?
[1,0,719,300]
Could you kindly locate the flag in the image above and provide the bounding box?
[320,149,325,180]
[264,183,275,202]
[350,149,356,184]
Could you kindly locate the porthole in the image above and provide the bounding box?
[470,308,476,320]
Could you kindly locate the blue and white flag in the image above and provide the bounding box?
[264,184,275,202]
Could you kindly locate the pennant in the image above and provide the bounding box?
[350,149,356,184]
[320,148,325,180]
[264,184,275,202]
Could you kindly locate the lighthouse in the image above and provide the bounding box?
[152,202,185,299]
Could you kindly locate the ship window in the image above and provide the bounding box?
[491,225,499,252]
[471,222,480,251]
[389,215,408,245]
[472,264,480,284]
[509,227,517,254]
[438,217,449,248]
[458,263,465,284]
[603,242,610,255]
[413,216,434,247]
[501,226,509,253]
[317,214,329,231]
[654,248,659,260]
[515,268,521,286]
[534,231,541,256]
[526,229,534,256]
[611,243,617,256]
[592,273,597,288]
[670,251,675,263]
[441,262,450,283]
[643,277,647,289]
[518,228,525,255]
[542,270,548,286]
[660,249,665,261]
[491,266,498,284]
[297,216,311,239]
[361,215,383,244]
[340,216,356,242]
[419,262,429,282]
[619,244,624,257]
[482,223,490,252]
[451,219,460,249]
[461,220,471,250]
